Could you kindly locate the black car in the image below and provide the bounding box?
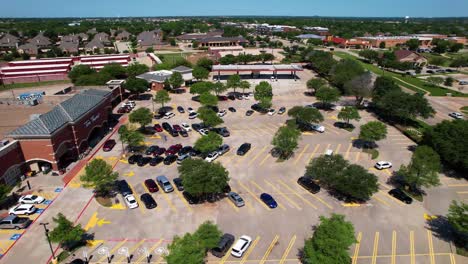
[192,95,200,102]
[145,145,159,155]
[211,233,235,258]
[246,110,254,116]
[228,107,236,112]
[427,70,435,74]
[251,104,268,113]
[140,193,157,209]
[192,123,202,132]
[127,145,146,153]
[182,191,200,204]
[297,177,320,194]
[173,178,184,191]
[116,180,132,196]
[227,95,236,100]
[128,154,143,165]
[149,156,164,166]
[388,189,413,204]
[162,122,172,132]
[212,127,230,137]
[170,129,179,137]
[177,106,185,113]
[237,143,251,156]
[179,130,188,137]
[270,148,282,158]
[137,156,151,167]
[178,146,193,156]
[154,147,166,156]
[164,155,177,165]
[189,148,202,157]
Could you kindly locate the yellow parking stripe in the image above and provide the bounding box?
[352,232,362,264]
[219,245,234,264]
[450,253,457,264]
[392,231,397,264]
[250,180,286,210]
[323,143,331,154]
[160,191,177,213]
[128,184,146,215]
[279,235,296,264]
[427,230,435,264]
[371,232,379,264]
[236,146,257,164]
[334,144,341,154]
[240,236,260,264]
[293,144,309,165]
[259,152,272,166]
[248,146,268,165]
[260,235,279,264]
[379,190,405,206]
[355,151,361,162]
[238,180,271,210]
[264,180,300,210]
[344,143,353,159]
[174,190,193,212]
[324,123,340,135]
[116,239,146,262]
[276,179,317,209]
[307,144,320,161]
[135,240,163,263]
[373,195,391,207]
[98,239,127,263]
[410,230,415,264]
[290,179,333,209]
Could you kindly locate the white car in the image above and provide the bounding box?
[268,109,276,116]
[205,151,219,162]
[163,112,175,119]
[242,94,251,100]
[124,194,139,209]
[188,112,198,119]
[19,195,45,204]
[181,123,192,132]
[187,107,196,113]
[375,161,392,170]
[9,204,36,216]
[199,128,209,136]
[217,110,227,117]
[449,112,464,119]
[311,124,325,133]
[231,235,252,258]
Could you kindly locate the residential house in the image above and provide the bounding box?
[76,33,89,42]
[59,41,79,54]
[0,33,19,50]
[115,30,131,41]
[136,66,193,91]
[87,28,98,34]
[85,38,105,52]
[394,50,428,66]
[176,30,224,43]
[137,29,163,49]
[28,32,51,48]
[93,32,110,44]
[18,43,39,55]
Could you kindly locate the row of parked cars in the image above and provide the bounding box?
[117,101,136,114]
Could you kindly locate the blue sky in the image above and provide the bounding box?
[1,0,467,18]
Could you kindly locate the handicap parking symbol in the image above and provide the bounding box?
[36,209,44,214]
[43,200,52,205]
[10,234,21,240]
[54,187,63,193]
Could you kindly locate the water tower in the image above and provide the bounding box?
[405,16,410,23]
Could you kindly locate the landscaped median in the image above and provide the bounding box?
[333,51,467,97]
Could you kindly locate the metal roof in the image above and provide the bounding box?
[212,64,303,71]
[171,66,192,73]
[136,71,172,83]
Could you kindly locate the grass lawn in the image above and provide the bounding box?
[333,51,467,97]
[461,106,468,114]
[158,53,192,64]
[0,80,71,91]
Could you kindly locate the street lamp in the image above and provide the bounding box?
[40,223,57,262]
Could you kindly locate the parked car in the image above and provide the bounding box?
[245,110,254,116]
[116,180,133,196]
[153,147,166,156]
[140,193,157,209]
[217,109,227,117]
[173,125,182,133]
[182,191,200,204]
[164,155,177,165]
[164,112,175,119]
[310,124,325,133]
[177,106,185,113]
[218,144,230,155]
[199,128,209,136]
[137,156,151,167]
[188,112,198,119]
[270,147,282,158]
[179,130,188,137]
[427,70,435,74]
[218,95,228,101]
[0,215,32,230]
[149,156,164,166]
[178,146,193,156]
[173,178,184,191]
[212,127,230,137]
[19,195,45,204]
[251,104,268,113]
[124,194,139,209]
[153,124,163,132]
[231,235,252,258]
[260,193,278,208]
[181,123,192,131]
[145,145,159,155]
[156,176,174,193]
[449,112,464,119]
[187,107,195,113]
[211,233,235,258]
[128,154,143,165]
[177,153,191,164]
[103,140,116,152]
[297,177,320,194]
[205,151,219,162]
[278,107,286,115]
[192,123,203,131]
[153,113,164,119]
[228,107,236,112]
[375,161,392,170]
[388,189,413,204]
[227,192,245,207]
[237,143,251,156]
[144,179,159,192]
[9,204,36,216]
[268,109,276,116]
[117,107,131,114]
[189,148,202,157]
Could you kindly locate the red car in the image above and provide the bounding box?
[117,106,131,113]
[165,144,183,155]
[154,124,163,132]
[144,179,159,193]
[154,147,166,156]
[102,140,116,152]
[173,125,182,132]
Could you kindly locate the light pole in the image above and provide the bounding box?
[40,223,57,262]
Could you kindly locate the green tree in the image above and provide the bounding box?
[305,154,349,185]
[379,42,386,49]
[126,63,149,78]
[359,121,387,148]
[302,214,356,264]
[129,107,153,128]
[153,90,171,108]
[433,40,449,54]
[226,74,241,93]
[194,131,223,155]
[306,78,327,93]
[426,76,444,87]
[197,107,223,127]
[100,63,127,79]
[199,93,219,107]
[123,77,149,98]
[315,86,341,106]
[287,106,324,124]
[80,159,119,196]
[254,81,273,109]
[398,146,441,192]
[423,120,468,173]
[212,82,228,96]
[271,125,301,159]
[374,91,435,122]
[373,76,401,99]
[240,80,251,94]
[195,221,223,249]
[304,50,336,75]
[178,159,230,197]
[358,49,379,63]
[196,57,213,71]
[68,65,96,83]
[192,66,210,81]
[444,77,454,87]
[447,201,468,249]
[449,43,464,53]
[335,164,379,201]
[344,72,374,105]
[405,39,420,51]
[338,106,361,126]
[119,126,144,152]
[330,58,365,90]
[190,82,213,94]
[169,71,184,89]
[48,213,86,250]
[145,47,154,53]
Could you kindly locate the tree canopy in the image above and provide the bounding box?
[398,146,440,192]
[254,81,273,109]
[68,65,96,83]
[199,93,219,107]
[447,200,468,247]
[178,159,230,197]
[190,82,213,95]
[169,71,184,89]
[126,63,149,78]
[330,58,365,90]
[372,76,401,99]
[196,57,214,71]
[194,131,223,155]
[306,78,327,92]
[344,71,374,105]
[359,121,387,146]
[192,66,210,81]
[226,74,241,93]
[197,107,223,127]
[271,124,301,159]
[123,77,149,96]
[211,82,228,96]
[118,125,145,150]
[288,106,324,125]
[49,213,86,250]
[337,106,361,126]
[315,86,341,106]
[153,90,171,108]
[129,107,153,128]
[80,158,119,196]
[100,63,127,79]
[374,91,435,123]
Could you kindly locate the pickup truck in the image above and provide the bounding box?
[0,215,32,230]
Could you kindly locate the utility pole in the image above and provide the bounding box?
[40,223,57,263]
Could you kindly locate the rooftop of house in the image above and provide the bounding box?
[137,29,163,46]
[28,32,51,46]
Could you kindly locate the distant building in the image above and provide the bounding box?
[137,66,193,91]
[78,54,130,70]
[357,34,448,48]
[394,50,427,66]
[303,26,330,36]
[59,41,79,54]
[296,34,325,40]
[0,33,19,50]
[115,30,131,41]
[27,32,51,48]
[17,43,39,55]
[176,30,224,43]
[255,24,298,35]
[137,29,164,49]
[198,36,247,47]
[0,58,73,84]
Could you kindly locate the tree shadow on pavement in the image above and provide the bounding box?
[426,216,454,243]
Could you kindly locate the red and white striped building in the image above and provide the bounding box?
[0,58,73,84]
[77,54,131,70]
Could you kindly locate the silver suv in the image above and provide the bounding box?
[228,192,245,207]
[218,144,230,155]
[177,154,190,164]
[156,176,174,193]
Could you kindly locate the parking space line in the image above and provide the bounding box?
[345,143,352,159]
[392,231,396,264]
[410,230,415,264]
[259,151,272,166]
[373,195,391,207]
[447,184,468,187]
[128,184,146,215]
[248,127,264,137]
[352,232,362,264]
[174,190,193,212]
[236,146,257,164]
[450,253,457,264]
[324,123,340,135]
[238,180,271,210]
[256,128,270,136]
[307,144,320,161]
[371,232,379,264]
[97,239,127,263]
[379,190,405,206]
[355,151,361,162]
[279,235,296,264]
[293,144,309,165]
[259,235,279,264]
[289,179,333,209]
[323,143,331,154]
[427,230,435,264]
[116,239,146,262]
[239,236,260,264]
[160,191,177,213]
[334,143,341,154]
[251,180,286,210]
[134,239,163,263]
[219,245,234,264]
[276,179,317,209]
[248,146,268,166]
[264,180,301,210]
